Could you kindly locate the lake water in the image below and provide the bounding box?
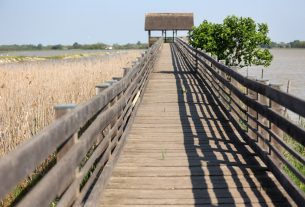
[239,49,305,101]
[0,49,144,65]
[0,49,111,57]
[0,49,144,58]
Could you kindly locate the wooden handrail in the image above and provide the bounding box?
[0,38,163,206]
[175,38,305,206]
[177,38,305,118]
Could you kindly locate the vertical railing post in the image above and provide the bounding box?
[95,83,111,142]
[269,83,284,167]
[95,83,110,95]
[257,79,270,153]
[54,104,77,160]
[211,55,218,78]
[230,66,240,118]
[95,83,112,147]
[211,54,218,62]
[206,52,212,66]
[54,104,79,200]
[218,60,228,109]
[123,67,130,77]
[226,66,232,113]
[132,61,137,67]
[218,60,226,100]
[106,79,120,154]
[105,80,118,89]
[247,77,258,141]
[195,49,198,73]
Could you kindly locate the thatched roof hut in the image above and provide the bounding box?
[145,13,194,31]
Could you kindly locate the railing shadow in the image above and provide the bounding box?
[167,43,291,206]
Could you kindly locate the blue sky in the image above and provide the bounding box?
[0,0,304,45]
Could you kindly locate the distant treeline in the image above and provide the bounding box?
[112,41,148,50]
[0,41,148,51]
[271,40,305,48]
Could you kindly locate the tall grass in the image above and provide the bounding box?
[0,51,141,157]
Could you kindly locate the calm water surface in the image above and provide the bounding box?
[240,49,305,101]
[0,49,135,57]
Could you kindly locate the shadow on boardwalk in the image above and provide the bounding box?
[168,43,291,206]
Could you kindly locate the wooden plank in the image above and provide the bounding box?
[100,204,291,207]
[0,36,162,205]
[101,198,291,206]
[112,166,269,177]
[176,41,300,206]
[99,43,296,207]
[128,132,244,142]
[81,49,159,207]
[0,53,144,200]
[178,38,305,118]
[101,188,290,205]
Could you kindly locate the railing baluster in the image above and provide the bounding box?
[123,67,131,76]
[218,60,228,110]
[53,104,79,199]
[54,104,77,161]
[269,83,284,167]
[218,60,226,99]
[247,77,258,142]
[195,49,198,72]
[206,52,212,66]
[175,38,305,205]
[95,83,111,95]
[257,79,270,153]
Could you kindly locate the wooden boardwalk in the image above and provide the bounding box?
[100,44,295,206]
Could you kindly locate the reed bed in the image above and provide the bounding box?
[0,51,141,157]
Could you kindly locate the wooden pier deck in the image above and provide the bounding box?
[100,44,294,206]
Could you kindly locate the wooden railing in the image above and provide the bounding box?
[0,38,163,207]
[175,37,305,206]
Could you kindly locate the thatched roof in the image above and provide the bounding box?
[145,13,194,31]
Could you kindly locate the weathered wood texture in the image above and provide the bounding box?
[0,39,163,206]
[100,44,296,206]
[176,38,305,206]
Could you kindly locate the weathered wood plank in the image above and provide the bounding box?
[112,166,269,177]
[100,43,295,207]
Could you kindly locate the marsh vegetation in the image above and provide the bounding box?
[0,51,141,157]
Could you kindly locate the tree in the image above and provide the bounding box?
[72,42,81,49]
[37,43,43,50]
[290,40,305,48]
[51,44,63,50]
[190,16,273,68]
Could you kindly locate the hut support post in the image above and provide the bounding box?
[148,30,151,47]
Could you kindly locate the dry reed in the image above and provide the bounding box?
[0,51,141,157]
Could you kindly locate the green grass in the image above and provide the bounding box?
[282,118,305,192]
[161,149,167,160]
[0,155,56,207]
[238,119,248,131]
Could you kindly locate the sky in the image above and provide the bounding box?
[0,0,305,45]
